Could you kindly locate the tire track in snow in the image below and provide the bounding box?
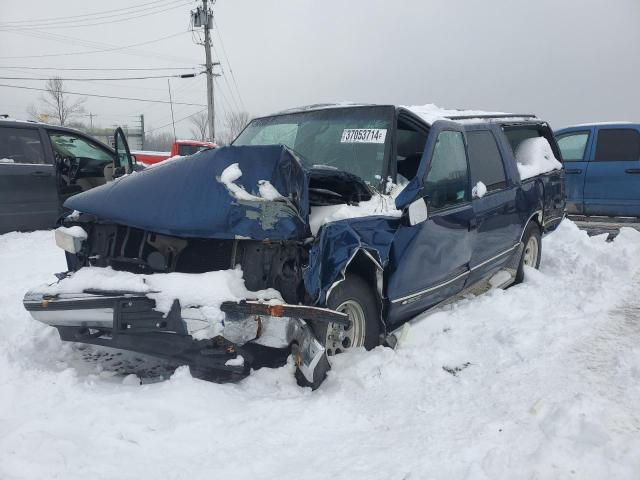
[569,272,640,436]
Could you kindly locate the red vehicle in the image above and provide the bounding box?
[132,139,216,165]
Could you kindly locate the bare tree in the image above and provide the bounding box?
[144,131,175,152]
[189,111,209,141]
[30,77,86,126]
[218,111,250,145]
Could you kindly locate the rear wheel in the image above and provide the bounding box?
[515,221,541,283]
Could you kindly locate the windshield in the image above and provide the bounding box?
[49,132,113,163]
[233,106,393,184]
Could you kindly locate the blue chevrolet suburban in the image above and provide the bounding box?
[23,104,565,388]
[556,123,640,216]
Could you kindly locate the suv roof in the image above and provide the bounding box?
[262,103,540,127]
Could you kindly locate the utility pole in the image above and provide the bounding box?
[167,79,177,142]
[139,114,145,149]
[85,112,96,131]
[202,0,215,142]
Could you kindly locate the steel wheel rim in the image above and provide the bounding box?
[523,236,539,267]
[325,300,366,356]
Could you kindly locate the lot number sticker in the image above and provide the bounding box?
[341,128,387,144]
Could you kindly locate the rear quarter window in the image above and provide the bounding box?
[503,128,541,155]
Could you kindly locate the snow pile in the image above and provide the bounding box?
[257,180,284,200]
[404,103,507,124]
[36,266,281,339]
[515,137,563,180]
[2,223,640,478]
[472,181,487,198]
[218,163,286,202]
[309,192,402,235]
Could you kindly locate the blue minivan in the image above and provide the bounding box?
[556,123,640,216]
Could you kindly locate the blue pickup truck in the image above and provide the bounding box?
[556,123,640,217]
[23,104,565,388]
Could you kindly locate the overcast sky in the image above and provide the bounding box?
[1,0,639,139]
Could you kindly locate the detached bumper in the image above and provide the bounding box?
[23,290,348,385]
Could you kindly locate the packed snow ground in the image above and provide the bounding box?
[1,222,640,479]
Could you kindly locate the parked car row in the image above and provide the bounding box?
[21,103,567,388]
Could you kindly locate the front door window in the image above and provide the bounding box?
[424,131,470,210]
[557,132,590,161]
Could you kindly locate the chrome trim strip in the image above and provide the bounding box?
[390,242,521,305]
[469,244,519,272]
[391,270,470,304]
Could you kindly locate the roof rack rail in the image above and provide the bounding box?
[445,113,537,120]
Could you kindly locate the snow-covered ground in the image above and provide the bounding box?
[1,222,640,479]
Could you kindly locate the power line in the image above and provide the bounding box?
[0,73,200,81]
[0,0,183,25]
[3,66,171,93]
[0,66,199,71]
[146,108,208,134]
[212,17,246,111]
[0,1,193,30]
[0,30,191,60]
[0,83,207,106]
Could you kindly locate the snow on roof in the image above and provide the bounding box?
[561,121,637,129]
[403,104,538,125]
[0,116,44,125]
[403,104,503,124]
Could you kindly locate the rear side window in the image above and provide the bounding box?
[557,132,589,161]
[424,131,469,210]
[466,130,507,191]
[0,127,46,164]
[594,129,640,161]
[503,128,540,154]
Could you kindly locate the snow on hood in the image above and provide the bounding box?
[516,137,563,180]
[309,185,404,236]
[36,266,282,340]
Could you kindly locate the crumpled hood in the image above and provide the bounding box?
[65,145,310,240]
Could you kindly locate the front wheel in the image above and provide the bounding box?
[515,222,541,283]
[324,275,380,355]
[295,275,380,388]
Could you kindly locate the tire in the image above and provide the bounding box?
[295,275,380,389]
[324,275,381,354]
[515,221,541,284]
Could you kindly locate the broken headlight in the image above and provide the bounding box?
[54,226,88,254]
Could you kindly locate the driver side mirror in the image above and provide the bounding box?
[403,196,429,226]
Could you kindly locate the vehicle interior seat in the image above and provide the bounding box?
[397,152,422,182]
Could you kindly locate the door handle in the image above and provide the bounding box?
[565,168,582,174]
[31,171,52,177]
[625,168,640,174]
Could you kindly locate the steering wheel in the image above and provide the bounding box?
[54,153,82,183]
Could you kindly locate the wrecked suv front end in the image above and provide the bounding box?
[23,144,388,387]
